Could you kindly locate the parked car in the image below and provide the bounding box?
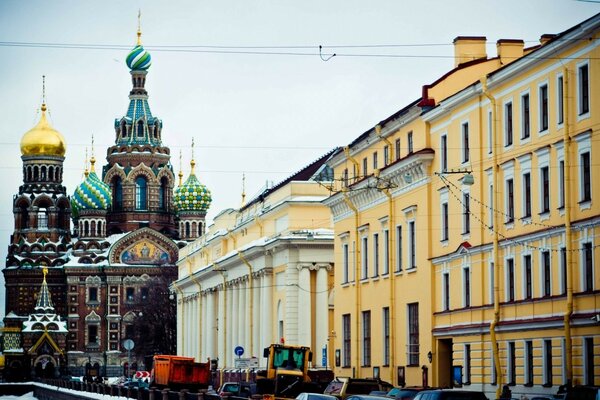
[387,387,431,400]
[413,389,487,400]
[561,385,600,400]
[296,393,339,400]
[347,395,394,400]
[219,382,240,397]
[324,378,393,400]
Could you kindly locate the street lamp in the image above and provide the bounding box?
[435,169,475,185]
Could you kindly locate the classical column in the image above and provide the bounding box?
[238,279,246,354]
[244,277,252,354]
[226,282,234,366]
[316,264,330,367]
[177,298,183,356]
[297,265,312,347]
[232,280,239,365]
[217,285,226,365]
[206,290,215,359]
[261,271,273,352]
[252,273,261,360]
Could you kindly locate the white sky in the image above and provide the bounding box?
[0,1,598,317]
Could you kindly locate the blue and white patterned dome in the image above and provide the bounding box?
[126,44,152,71]
[71,163,112,218]
[174,161,212,214]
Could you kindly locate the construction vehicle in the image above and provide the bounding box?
[151,355,211,391]
[256,344,322,399]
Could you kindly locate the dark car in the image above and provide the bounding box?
[324,378,394,400]
[562,385,600,400]
[413,389,487,400]
[387,387,431,400]
[347,395,395,400]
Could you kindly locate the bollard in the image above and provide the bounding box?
[197,389,206,400]
[162,388,170,400]
[179,389,189,400]
[149,388,156,400]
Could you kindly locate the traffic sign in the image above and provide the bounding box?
[322,345,327,366]
[234,345,244,357]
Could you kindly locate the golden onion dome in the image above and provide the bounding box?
[20,104,66,157]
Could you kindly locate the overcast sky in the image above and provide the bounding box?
[0,1,598,317]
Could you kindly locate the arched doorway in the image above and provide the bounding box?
[34,356,57,379]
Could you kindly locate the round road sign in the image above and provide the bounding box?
[234,345,244,357]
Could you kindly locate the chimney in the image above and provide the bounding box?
[496,39,524,65]
[453,36,487,67]
[540,34,556,45]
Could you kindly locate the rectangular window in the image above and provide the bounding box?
[373,152,378,170]
[89,287,98,302]
[584,337,594,385]
[525,254,532,299]
[540,84,549,131]
[508,341,516,385]
[463,267,471,307]
[463,193,470,234]
[88,325,98,345]
[464,344,471,384]
[443,272,450,311]
[462,122,470,163]
[523,172,531,218]
[441,135,448,172]
[526,341,534,386]
[383,229,389,275]
[396,225,403,272]
[373,233,379,277]
[395,138,401,161]
[383,145,389,166]
[559,160,565,208]
[441,202,449,241]
[543,251,551,297]
[126,287,135,302]
[507,258,515,302]
[507,178,514,223]
[363,158,368,177]
[541,166,550,213]
[579,63,589,115]
[408,221,416,269]
[407,303,419,365]
[544,339,553,386]
[361,237,368,280]
[362,311,371,366]
[557,75,564,124]
[407,131,413,154]
[581,152,591,202]
[584,242,593,292]
[521,94,530,139]
[342,243,349,284]
[342,314,351,367]
[505,101,513,146]
[561,247,567,295]
[489,183,494,229]
[383,307,390,365]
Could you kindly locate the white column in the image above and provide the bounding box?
[206,290,215,359]
[177,298,183,356]
[232,280,239,365]
[245,278,251,354]
[298,266,312,347]
[261,272,273,353]
[316,265,329,367]
[226,283,234,367]
[201,292,206,361]
[253,274,261,360]
[239,279,247,353]
[218,286,226,365]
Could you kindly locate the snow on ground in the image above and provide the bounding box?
[0,392,37,399]
[0,382,131,399]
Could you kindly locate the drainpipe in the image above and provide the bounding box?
[342,190,361,377]
[562,67,574,385]
[382,187,396,384]
[344,146,361,181]
[375,124,395,162]
[482,77,502,400]
[237,251,254,358]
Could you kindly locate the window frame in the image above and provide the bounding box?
[504,100,513,147]
[577,61,590,118]
[520,91,531,140]
[538,82,549,133]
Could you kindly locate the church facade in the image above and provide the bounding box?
[2,24,211,380]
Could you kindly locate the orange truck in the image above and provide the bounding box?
[152,355,211,390]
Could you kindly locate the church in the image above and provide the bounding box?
[1,22,211,380]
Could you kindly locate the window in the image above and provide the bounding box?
[362,311,371,366]
[505,101,513,146]
[542,251,551,297]
[541,166,550,213]
[342,244,349,284]
[383,229,390,275]
[88,325,98,345]
[342,314,351,367]
[136,120,144,137]
[441,202,449,241]
[462,122,469,163]
[37,209,48,229]
[383,307,390,365]
[463,192,470,234]
[525,341,534,386]
[524,254,532,299]
[578,63,589,115]
[383,145,389,166]
[141,287,149,301]
[396,225,403,272]
[584,337,594,385]
[135,176,148,210]
[407,131,413,154]
[88,287,98,302]
[521,93,530,139]
[408,221,416,269]
[557,75,564,125]
[464,344,471,384]
[463,267,471,307]
[507,258,515,302]
[407,303,419,365]
[581,152,591,202]
[506,178,514,223]
[121,121,128,138]
[508,341,516,385]
[159,177,169,210]
[362,158,368,177]
[361,236,368,279]
[113,177,123,210]
[373,152,378,170]
[560,247,567,295]
[126,287,135,302]
[544,339,553,386]
[539,84,549,131]
[443,272,450,311]
[583,242,593,292]
[373,233,379,277]
[395,138,401,161]
[523,172,531,218]
[441,134,448,172]
[559,160,565,208]
[489,182,494,229]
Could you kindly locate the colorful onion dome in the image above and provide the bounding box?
[174,160,212,213]
[126,44,152,70]
[71,158,112,217]
[20,104,66,157]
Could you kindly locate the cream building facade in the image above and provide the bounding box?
[174,152,337,369]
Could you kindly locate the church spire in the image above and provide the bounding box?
[35,267,55,313]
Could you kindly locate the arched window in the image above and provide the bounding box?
[112,177,123,210]
[121,121,128,138]
[97,221,102,236]
[135,176,147,210]
[192,221,197,237]
[34,166,39,181]
[159,177,168,210]
[41,166,47,181]
[20,205,29,229]
[185,221,190,238]
[84,220,89,237]
[37,208,48,229]
[48,166,54,182]
[136,120,144,137]
[27,166,32,182]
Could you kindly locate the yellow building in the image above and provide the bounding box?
[174,151,337,369]
[324,13,599,399]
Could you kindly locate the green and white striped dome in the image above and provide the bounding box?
[174,163,212,213]
[71,163,112,218]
